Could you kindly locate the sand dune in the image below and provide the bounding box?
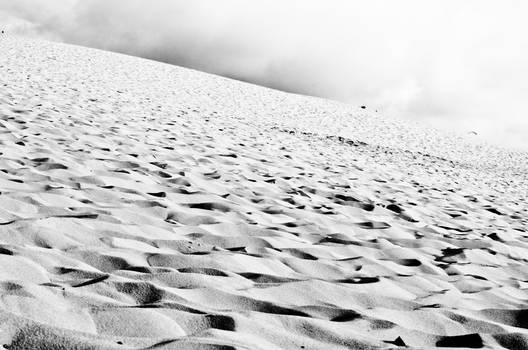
[0,36,527,349]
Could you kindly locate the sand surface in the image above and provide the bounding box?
[0,37,527,349]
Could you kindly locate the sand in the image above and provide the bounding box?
[0,36,527,350]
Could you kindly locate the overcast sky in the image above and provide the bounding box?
[1,0,527,150]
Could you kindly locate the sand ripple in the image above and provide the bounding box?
[0,37,527,349]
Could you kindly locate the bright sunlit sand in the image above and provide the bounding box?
[0,37,527,349]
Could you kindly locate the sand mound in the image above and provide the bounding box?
[0,36,527,349]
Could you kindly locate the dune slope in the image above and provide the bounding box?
[0,37,527,350]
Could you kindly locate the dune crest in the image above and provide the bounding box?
[0,37,527,349]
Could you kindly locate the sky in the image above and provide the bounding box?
[1,0,527,150]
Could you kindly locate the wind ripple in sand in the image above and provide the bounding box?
[0,37,527,349]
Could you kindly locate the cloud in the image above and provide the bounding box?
[1,0,527,150]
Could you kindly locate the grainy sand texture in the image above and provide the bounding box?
[0,37,527,350]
